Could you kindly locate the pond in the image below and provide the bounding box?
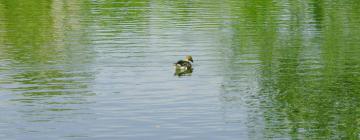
[0,0,359,139]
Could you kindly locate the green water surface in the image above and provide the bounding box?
[0,0,359,139]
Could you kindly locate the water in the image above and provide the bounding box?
[0,0,359,139]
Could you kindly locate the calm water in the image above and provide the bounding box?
[0,0,359,139]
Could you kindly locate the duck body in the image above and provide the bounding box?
[174,56,193,70]
[174,60,192,70]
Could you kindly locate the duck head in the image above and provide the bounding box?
[185,55,193,63]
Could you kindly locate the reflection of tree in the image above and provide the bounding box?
[217,1,280,139]
[219,0,360,139]
[0,3,4,48]
[1,0,54,64]
[0,0,95,114]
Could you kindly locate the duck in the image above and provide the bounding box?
[174,55,193,70]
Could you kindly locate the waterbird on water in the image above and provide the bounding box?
[174,55,194,76]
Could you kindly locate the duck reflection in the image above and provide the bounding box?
[174,68,193,77]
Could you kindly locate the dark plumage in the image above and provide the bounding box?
[174,55,193,70]
[175,60,192,69]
